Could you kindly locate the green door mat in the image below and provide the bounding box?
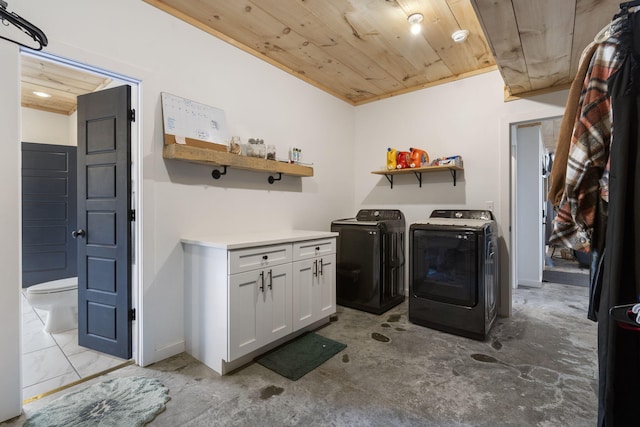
[256,332,347,381]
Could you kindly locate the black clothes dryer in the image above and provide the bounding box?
[409,210,498,340]
[331,209,405,314]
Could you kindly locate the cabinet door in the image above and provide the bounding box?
[229,270,261,361]
[293,254,336,329]
[292,258,315,330]
[229,264,293,361]
[260,263,293,343]
[317,254,336,319]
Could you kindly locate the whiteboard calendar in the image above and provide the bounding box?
[161,92,228,144]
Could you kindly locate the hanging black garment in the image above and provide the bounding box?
[598,12,640,426]
[588,197,607,322]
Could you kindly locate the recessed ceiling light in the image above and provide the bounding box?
[408,13,423,35]
[33,91,52,98]
[451,29,469,43]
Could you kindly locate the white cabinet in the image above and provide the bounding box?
[229,260,292,361]
[292,239,336,330]
[182,230,337,375]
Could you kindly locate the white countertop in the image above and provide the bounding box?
[181,229,338,250]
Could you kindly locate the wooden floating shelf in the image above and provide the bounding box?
[163,138,313,184]
[371,165,463,188]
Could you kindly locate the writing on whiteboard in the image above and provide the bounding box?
[161,92,228,144]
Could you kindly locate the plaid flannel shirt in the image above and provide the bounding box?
[549,35,621,252]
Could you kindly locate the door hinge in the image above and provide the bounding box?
[129,108,136,122]
[129,308,136,321]
[130,209,136,221]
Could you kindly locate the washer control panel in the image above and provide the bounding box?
[430,210,494,220]
[356,209,405,222]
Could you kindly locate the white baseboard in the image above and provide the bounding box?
[148,340,185,366]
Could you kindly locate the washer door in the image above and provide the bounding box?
[411,228,478,307]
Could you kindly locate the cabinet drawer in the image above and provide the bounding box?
[293,238,336,261]
[229,244,292,274]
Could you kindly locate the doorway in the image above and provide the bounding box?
[514,122,545,288]
[538,119,589,287]
[511,117,588,290]
[19,50,141,400]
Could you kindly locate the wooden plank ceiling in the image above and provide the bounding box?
[145,0,496,105]
[21,55,111,115]
[144,0,625,105]
[472,0,622,99]
[20,1,627,113]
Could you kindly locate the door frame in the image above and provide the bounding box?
[498,104,565,318]
[513,122,545,288]
[20,49,143,365]
[507,115,562,292]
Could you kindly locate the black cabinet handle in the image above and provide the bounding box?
[319,258,324,276]
[259,271,265,292]
[262,255,268,260]
[72,229,86,239]
[268,269,273,289]
[313,259,318,277]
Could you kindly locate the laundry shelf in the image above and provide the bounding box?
[163,137,313,183]
[371,165,463,188]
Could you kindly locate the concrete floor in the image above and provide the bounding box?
[5,282,597,427]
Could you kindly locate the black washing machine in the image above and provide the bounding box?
[331,209,405,314]
[409,210,498,340]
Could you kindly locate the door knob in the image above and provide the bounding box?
[72,229,86,239]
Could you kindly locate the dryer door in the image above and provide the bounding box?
[411,228,478,307]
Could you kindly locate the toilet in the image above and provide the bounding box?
[25,277,78,333]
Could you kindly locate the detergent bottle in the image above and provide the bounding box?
[396,151,410,169]
[386,148,397,170]
[409,147,430,168]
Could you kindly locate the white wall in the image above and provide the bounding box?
[353,71,568,316]
[21,107,74,145]
[354,72,506,224]
[0,42,22,422]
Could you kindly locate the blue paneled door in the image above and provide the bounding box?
[76,85,133,360]
[21,142,77,287]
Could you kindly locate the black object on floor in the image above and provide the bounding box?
[542,270,589,287]
[256,332,346,380]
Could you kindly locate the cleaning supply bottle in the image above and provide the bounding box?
[409,148,429,168]
[386,148,397,170]
[396,151,410,169]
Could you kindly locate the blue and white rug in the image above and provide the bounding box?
[24,376,170,427]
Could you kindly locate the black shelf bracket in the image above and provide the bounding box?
[268,173,282,184]
[379,167,460,189]
[383,174,394,189]
[211,166,228,179]
[413,172,423,187]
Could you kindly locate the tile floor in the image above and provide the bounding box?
[20,291,127,401]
